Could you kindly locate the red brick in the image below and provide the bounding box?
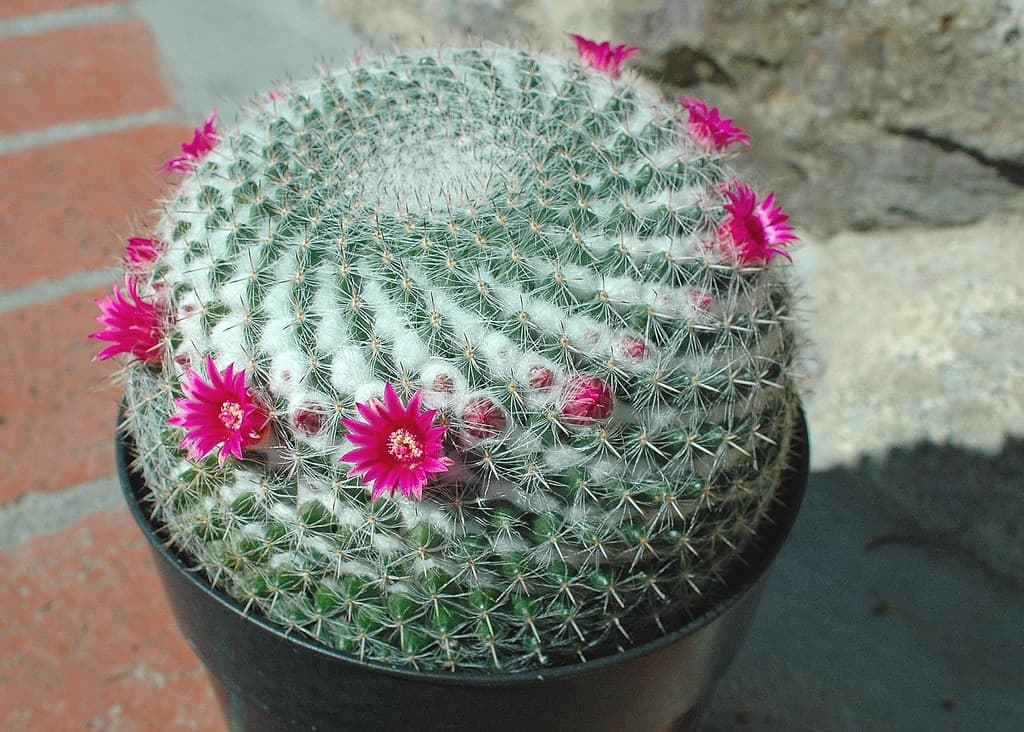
[0,123,189,290]
[0,288,121,504]
[0,509,224,731]
[0,20,172,135]
[0,0,113,19]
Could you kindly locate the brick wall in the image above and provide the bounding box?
[0,3,223,728]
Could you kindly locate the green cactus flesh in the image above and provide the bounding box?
[122,46,800,671]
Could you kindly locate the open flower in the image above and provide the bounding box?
[162,109,218,173]
[168,357,270,466]
[678,96,750,151]
[341,383,452,501]
[91,277,166,364]
[717,183,796,265]
[569,34,640,78]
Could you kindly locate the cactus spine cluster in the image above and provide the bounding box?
[116,44,801,672]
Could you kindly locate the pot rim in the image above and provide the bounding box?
[118,407,808,687]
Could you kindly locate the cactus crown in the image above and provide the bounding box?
[111,43,801,672]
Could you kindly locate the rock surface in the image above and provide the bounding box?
[326,0,1024,233]
[798,214,1024,579]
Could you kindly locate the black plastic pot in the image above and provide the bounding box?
[117,413,808,732]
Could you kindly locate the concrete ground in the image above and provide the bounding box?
[0,1,1020,730]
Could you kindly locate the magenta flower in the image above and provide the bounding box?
[569,34,640,78]
[162,109,218,173]
[91,277,166,364]
[123,236,162,274]
[341,383,452,501]
[168,357,270,466]
[678,96,751,151]
[717,183,796,265]
[560,375,615,425]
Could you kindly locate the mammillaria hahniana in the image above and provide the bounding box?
[95,36,802,672]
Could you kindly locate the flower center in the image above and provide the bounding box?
[387,428,425,465]
[740,213,766,247]
[219,401,245,430]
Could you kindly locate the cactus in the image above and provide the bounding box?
[98,41,802,672]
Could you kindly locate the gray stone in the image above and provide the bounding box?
[324,0,1024,233]
[798,214,1024,579]
[617,0,1024,233]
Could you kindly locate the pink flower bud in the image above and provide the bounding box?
[690,291,713,310]
[293,404,325,435]
[462,397,507,439]
[527,365,555,390]
[432,373,455,393]
[123,237,162,274]
[622,336,646,360]
[560,375,614,425]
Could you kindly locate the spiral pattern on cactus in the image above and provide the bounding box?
[119,45,800,671]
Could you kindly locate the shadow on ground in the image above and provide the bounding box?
[705,438,1024,731]
[841,436,1024,584]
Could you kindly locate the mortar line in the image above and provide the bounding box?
[0,107,182,156]
[0,3,134,39]
[0,475,123,548]
[0,267,121,316]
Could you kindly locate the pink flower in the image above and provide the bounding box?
[162,109,218,173]
[123,237,162,274]
[90,277,166,364]
[267,89,284,102]
[717,183,796,265]
[168,357,270,466]
[560,375,614,425]
[341,383,452,501]
[678,97,750,151]
[569,34,640,78]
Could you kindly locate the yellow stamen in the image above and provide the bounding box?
[219,401,244,430]
[387,428,424,464]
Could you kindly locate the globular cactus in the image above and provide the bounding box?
[96,39,802,672]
